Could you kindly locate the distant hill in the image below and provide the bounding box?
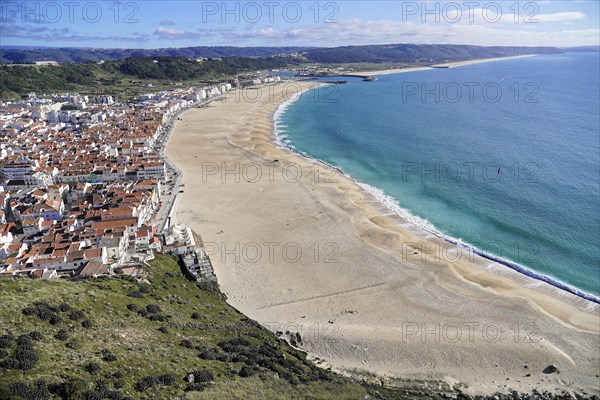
[0,56,298,99]
[561,45,600,53]
[0,56,299,99]
[0,44,564,65]
[301,44,563,64]
[0,46,311,64]
[0,43,568,98]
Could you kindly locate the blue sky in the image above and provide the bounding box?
[1,1,598,48]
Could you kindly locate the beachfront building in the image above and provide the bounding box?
[162,224,196,255]
[0,81,237,279]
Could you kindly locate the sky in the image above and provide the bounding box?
[0,0,599,48]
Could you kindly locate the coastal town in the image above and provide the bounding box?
[0,75,280,281]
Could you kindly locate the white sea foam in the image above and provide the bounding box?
[273,85,315,149]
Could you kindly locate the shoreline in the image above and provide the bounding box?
[166,80,599,395]
[273,83,599,306]
[357,55,537,76]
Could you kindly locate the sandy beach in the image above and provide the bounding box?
[358,55,537,75]
[165,80,599,395]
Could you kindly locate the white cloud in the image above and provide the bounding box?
[153,27,214,40]
[229,18,599,47]
[536,12,586,23]
[227,18,600,46]
[445,8,586,25]
[155,27,186,37]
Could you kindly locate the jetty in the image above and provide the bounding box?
[294,74,376,82]
[340,74,377,81]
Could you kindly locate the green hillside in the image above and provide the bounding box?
[0,56,296,99]
[0,255,372,400]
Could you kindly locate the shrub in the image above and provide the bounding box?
[68,310,85,320]
[147,314,167,322]
[0,334,14,348]
[101,350,117,362]
[21,307,37,316]
[126,304,138,312]
[232,354,249,364]
[23,302,62,325]
[53,376,88,399]
[137,309,149,317]
[191,312,201,319]
[158,374,176,386]
[145,304,161,313]
[2,357,20,369]
[127,291,144,299]
[134,376,159,392]
[158,326,168,334]
[10,380,50,400]
[197,281,219,292]
[139,285,150,294]
[58,303,72,312]
[81,319,92,329]
[17,335,32,346]
[86,362,101,375]
[55,329,69,341]
[28,331,44,341]
[9,381,30,398]
[258,359,276,371]
[191,370,214,383]
[218,337,250,352]
[238,365,257,378]
[181,339,194,349]
[0,349,8,358]
[197,347,220,360]
[185,383,207,392]
[11,337,39,371]
[66,342,79,350]
[85,390,105,400]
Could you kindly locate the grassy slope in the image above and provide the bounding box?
[0,64,214,101]
[0,254,375,399]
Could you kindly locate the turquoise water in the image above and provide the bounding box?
[278,53,600,298]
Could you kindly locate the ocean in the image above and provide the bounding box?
[276,53,600,299]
